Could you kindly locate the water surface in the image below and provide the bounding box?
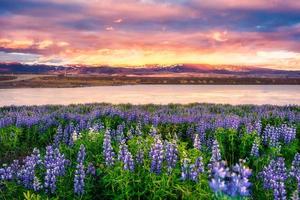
[0,85,299,106]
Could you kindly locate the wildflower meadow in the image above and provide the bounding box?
[0,103,299,199]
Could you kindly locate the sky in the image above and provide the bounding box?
[0,0,300,70]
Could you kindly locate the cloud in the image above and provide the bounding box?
[114,18,123,23]
[0,51,41,63]
[0,0,299,70]
[105,26,114,31]
[212,31,228,42]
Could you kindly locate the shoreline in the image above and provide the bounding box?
[0,75,299,89]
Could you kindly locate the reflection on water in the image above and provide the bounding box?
[0,85,299,106]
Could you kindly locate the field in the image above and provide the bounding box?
[0,103,299,199]
[0,75,299,88]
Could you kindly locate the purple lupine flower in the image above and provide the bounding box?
[210,140,221,163]
[254,120,262,135]
[33,176,42,192]
[79,119,86,131]
[44,158,58,193]
[73,143,87,195]
[164,140,178,173]
[0,166,13,181]
[291,153,300,191]
[74,163,85,195]
[54,124,63,147]
[193,134,201,150]
[196,122,206,142]
[149,136,164,174]
[118,140,134,171]
[44,145,68,194]
[227,160,252,197]
[32,148,42,165]
[209,161,228,193]
[103,129,115,167]
[77,144,86,164]
[260,157,288,200]
[273,182,287,200]
[186,126,194,139]
[116,123,125,143]
[86,163,96,176]
[190,156,204,182]
[135,137,144,165]
[17,148,41,189]
[263,125,281,147]
[270,127,280,147]
[68,132,74,147]
[63,125,70,145]
[17,157,35,188]
[250,138,260,157]
[181,158,190,181]
[280,124,296,144]
[9,160,20,179]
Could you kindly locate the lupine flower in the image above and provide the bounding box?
[260,157,287,200]
[164,140,178,173]
[32,148,42,165]
[17,148,41,189]
[250,137,260,157]
[63,125,70,145]
[181,158,190,181]
[135,137,144,165]
[281,124,296,144]
[9,160,20,179]
[54,124,63,147]
[0,166,13,181]
[86,163,96,176]
[193,134,201,150]
[149,136,164,174]
[74,163,85,195]
[227,160,252,197]
[116,123,125,143]
[209,161,228,193]
[103,129,115,167]
[210,140,221,163]
[79,119,87,131]
[209,160,251,197]
[254,120,262,135]
[263,125,280,147]
[118,140,135,171]
[44,145,68,194]
[291,153,300,191]
[77,144,86,164]
[17,156,36,189]
[33,176,42,192]
[189,156,204,181]
[74,144,87,195]
[263,124,296,147]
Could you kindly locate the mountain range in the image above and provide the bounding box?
[0,63,299,78]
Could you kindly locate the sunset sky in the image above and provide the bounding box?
[0,0,300,70]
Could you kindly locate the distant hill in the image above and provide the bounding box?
[0,62,299,78]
